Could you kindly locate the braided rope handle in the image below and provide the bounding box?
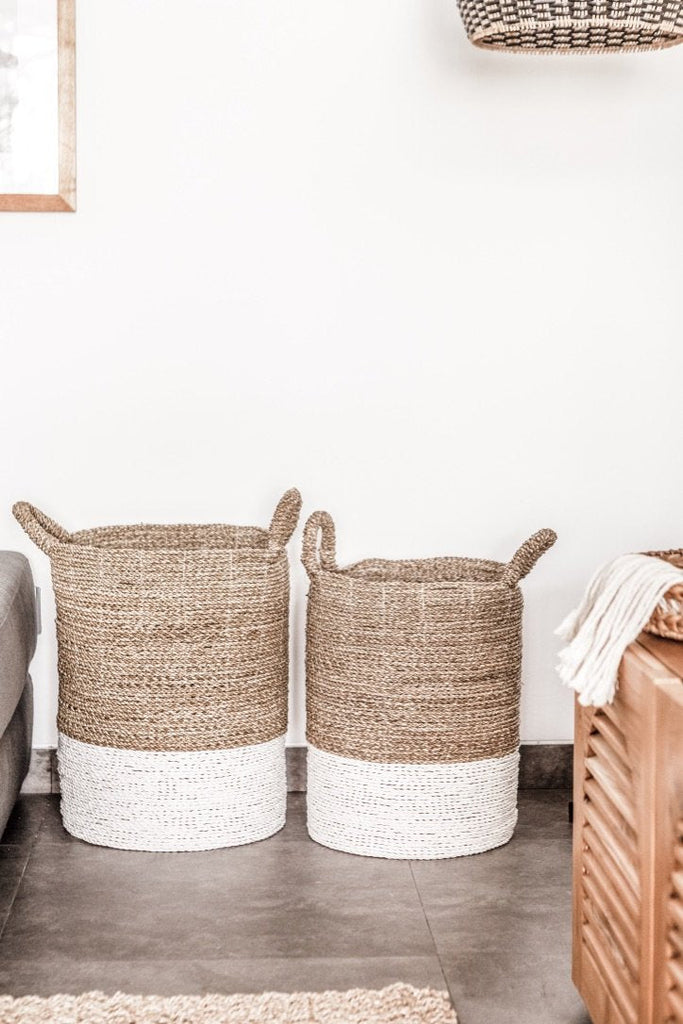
[302,511,338,578]
[501,528,557,587]
[13,502,72,555]
[268,488,302,547]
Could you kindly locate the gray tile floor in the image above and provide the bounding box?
[0,791,590,1024]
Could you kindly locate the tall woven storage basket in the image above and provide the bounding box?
[303,512,556,860]
[13,490,301,852]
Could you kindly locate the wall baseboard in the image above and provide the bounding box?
[518,743,573,790]
[21,743,572,796]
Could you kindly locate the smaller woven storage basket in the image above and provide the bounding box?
[13,489,302,852]
[302,511,556,860]
[644,549,683,641]
[456,0,683,52]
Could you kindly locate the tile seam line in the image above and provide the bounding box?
[407,860,455,1006]
[0,800,49,945]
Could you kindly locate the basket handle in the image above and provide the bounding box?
[268,488,302,547]
[13,502,72,555]
[302,511,338,578]
[501,528,557,587]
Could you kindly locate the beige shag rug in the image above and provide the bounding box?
[0,983,457,1024]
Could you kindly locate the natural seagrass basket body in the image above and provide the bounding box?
[13,489,301,852]
[302,512,556,860]
[456,0,683,52]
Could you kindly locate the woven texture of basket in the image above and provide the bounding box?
[302,511,556,860]
[644,549,683,641]
[456,0,683,52]
[13,489,301,852]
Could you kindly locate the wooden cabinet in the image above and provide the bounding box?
[573,634,683,1024]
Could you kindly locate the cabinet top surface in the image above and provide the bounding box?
[636,631,683,682]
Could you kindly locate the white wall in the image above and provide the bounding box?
[1,0,681,749]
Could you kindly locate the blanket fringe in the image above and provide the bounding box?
[556,554,683,706]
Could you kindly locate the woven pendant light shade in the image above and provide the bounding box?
[456,0,683,52]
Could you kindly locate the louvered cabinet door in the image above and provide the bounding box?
[659,647,683,1024]
[573,637,683,1024]
[667,820,683,1022]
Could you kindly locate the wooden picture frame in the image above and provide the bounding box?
[0,0,75,211]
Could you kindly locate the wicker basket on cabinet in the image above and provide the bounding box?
[13,490,301,852]
[644,549,683,642]
[302,510,556,860]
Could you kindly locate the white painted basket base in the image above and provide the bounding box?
[57,733,286,852]
[307,745,520,860]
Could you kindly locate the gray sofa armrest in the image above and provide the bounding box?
[0,552,37,739]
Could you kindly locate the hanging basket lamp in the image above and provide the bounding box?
[456,0,683,52]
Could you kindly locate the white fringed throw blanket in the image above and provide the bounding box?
[556,553,683,707]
